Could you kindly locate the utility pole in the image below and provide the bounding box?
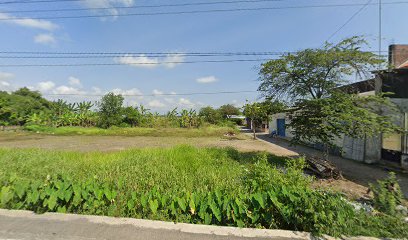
[379,0,382,70]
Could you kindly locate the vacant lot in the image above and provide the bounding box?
[0,130,293,154]
[1,145,407,238]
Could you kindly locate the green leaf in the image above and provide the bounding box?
[57,206,67,213]
[0,186,13,207]
[177,198,186,212]
[127,199,135,210]
[30,190,40,204]
[104,188,111,200]
[253,193,266,209]
[204,213,212,225]
[141,195,148,208]
[236,219,245,228]
[209,200,221,222]
[149,199,159,214]
[14,182,26,199]
[47,193,58,210]
[64,189,73,202]
[73,193,82,207]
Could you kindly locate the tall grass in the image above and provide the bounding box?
[23,125,238,138]
[0,146,259,195]
[1,146,407,238]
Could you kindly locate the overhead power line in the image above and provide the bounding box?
[0,0,82,4]
[0,50,402,58]
[0,2,407,20]
[42,90,258,97]
[0,52,287,59]
[0,51,289,55]
[325,0,373,42]
[0,58,271,67]
[0,0,283,13]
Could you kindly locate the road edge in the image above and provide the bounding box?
[0,209,311,239]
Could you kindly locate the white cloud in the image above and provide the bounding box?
[91,86,102,94]
[81,0,134,20]
[196,76,218,84]
[147,99,166,108]
[0,80,11,92]
[0,81,10,87]
[34,33,56,45]
[178,98,195,108]
[53,85,84,95]
[163,54,185,69]
[114,54,159,69]
[0,72,14,80]
[0,13,58,31]
[37,81,55,92]
[152,89,163,95]
[164,97,175,104]
[68,76,82,88]
[0,72,15,91]
[114,54,185,69]
[111,88,143,99]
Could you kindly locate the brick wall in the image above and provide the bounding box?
[389,44,408,67]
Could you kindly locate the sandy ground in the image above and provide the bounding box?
[1,130,407,199]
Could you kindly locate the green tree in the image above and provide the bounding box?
[258,36,398,160]
[243,102,267,139]
[289,92,400,159]
[97,92,124,128]
[122,106,141,127]
[0,89,52,125]
[199,106,222,124]
[258,36,381,100]
[218,104,241,119]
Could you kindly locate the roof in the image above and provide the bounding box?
[337,79,375,94]
[397,59,408,69]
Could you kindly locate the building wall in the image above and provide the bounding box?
[389,44,408,68]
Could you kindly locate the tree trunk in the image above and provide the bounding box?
[251,119,256,140]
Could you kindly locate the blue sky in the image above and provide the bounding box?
[0,0,407,112]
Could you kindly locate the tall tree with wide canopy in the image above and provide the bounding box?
[258,36,399,159]
[258,36,382,101]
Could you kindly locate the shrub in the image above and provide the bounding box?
[369,172,403,215]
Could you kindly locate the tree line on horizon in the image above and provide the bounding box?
[0,88,242,129]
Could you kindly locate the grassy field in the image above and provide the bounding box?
[23,125,239,138]
[1,146,407,238]
[0,146,259,194]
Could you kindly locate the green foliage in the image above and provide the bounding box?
[179,109,202,128]
[1,89,240,130]
[0,147,406,238]
[0,88,52,125]
[199,106,222,124]
[257,36,399,159]
[243,101,268,139]
[288,92,401,157]
[218,104,241,119]
[23,125,237,137]
[97,92,125,128]
[369,172,404,215]
[258,36,382,100]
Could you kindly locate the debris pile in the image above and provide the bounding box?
[305,155,342,179]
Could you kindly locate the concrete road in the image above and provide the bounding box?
[0,209,310,240]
